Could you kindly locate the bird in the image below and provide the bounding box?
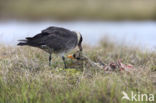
[17,26,83,68]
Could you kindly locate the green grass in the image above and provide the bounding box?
[0,0,156,20]
[0,40,156,103]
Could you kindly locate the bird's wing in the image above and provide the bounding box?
[42,26,57,34]
[44,35,66,51]
[26,26,60,41]
[42,26,78,48]
[26,32,49,40]
[42,26,74,38]
[23,27,59,46]
[23,26,77,50]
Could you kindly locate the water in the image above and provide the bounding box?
[0,21,156,50]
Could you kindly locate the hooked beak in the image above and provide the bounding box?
[67,54,74,59]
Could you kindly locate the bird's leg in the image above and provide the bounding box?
[62,56,67,68]
[49,54,52,66]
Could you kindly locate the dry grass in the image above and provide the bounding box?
[0,41,156,103]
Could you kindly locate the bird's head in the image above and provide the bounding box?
[67,51,85,60]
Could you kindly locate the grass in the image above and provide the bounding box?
[0,40,156,103]
[0,0,156,21]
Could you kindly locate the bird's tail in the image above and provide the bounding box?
[17,39,28,46]
[17,37,33,46]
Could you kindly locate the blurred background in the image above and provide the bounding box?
[0,0,156,50]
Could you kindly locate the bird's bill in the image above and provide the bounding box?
[67,54,74,59]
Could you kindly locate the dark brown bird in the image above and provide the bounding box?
[17,26,83,68]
